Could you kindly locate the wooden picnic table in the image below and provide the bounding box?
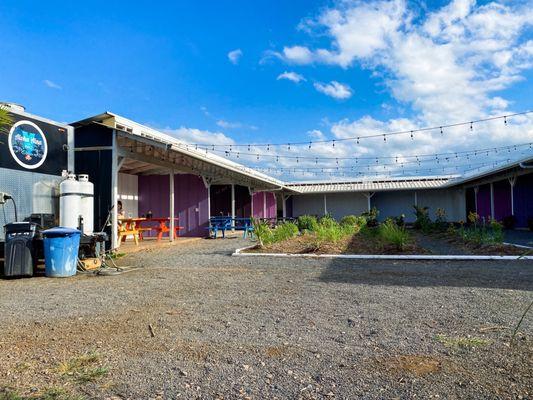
[139,217,183,241]
[117,217,184,246]
[117,217,146,246]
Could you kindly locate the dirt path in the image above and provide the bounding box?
[1,238,532,399]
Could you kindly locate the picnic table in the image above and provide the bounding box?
[118,217,146,246]
[143,217,183,241]
[117,217,183,246]
[207,217,254,239]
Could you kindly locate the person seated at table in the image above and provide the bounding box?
[117,200,125,219]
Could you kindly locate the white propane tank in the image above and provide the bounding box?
[78,174,94,235]
[59,174,81,229]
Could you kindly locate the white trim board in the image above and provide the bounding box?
[232,246,533,260]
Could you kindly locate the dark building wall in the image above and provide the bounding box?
[74,124,113,234]
[514,173,533,228]
[493,180,512,221]
[476,184,491,221]
[235,185,251,218]
[210,185,231,217]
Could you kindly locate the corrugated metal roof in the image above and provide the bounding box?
[72,112,287,190]
[286,176,455,193]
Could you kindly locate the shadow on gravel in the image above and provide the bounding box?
[319,259,533,290]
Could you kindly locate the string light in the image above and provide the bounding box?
[188,111,532,149]
[205,141,532,163]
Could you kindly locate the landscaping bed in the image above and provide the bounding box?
[244,210,531,256]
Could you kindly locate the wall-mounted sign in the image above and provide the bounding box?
[8,120,48,169]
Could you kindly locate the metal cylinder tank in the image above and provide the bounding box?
[59,174,81,229]
[78,174,94,235]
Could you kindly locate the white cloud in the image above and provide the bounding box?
[267,0,533,180]
[43,79,61,90]
[314,81,353,99]
[216,119,242,129]
[277,71,306,83]
[163,127,234,146]
[227,49,243,65]
[282,46,314,64]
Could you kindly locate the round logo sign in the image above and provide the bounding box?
[8,120,48,169]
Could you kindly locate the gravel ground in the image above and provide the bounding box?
[1,237,532,399]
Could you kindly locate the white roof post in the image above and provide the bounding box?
[169,169,175,242]
[490,182,495,220]
[508,176,516,216]
[231,183,236,230]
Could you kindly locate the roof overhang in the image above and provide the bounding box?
[72,112,290,191]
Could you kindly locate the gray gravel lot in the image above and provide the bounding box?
[1,237,532,399]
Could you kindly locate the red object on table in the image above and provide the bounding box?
[140,218,183,241]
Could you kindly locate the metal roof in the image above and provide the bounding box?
[72,112,287,191]
[285,176,456,194]
[445,155,533,186]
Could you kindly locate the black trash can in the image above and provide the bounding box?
[3,222,39,277]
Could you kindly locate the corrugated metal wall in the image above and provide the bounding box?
[514,174,533,228]
[324,192,368,219]
[251,192,277,218]
[417,188,465,222]
[0,168,61,240]
[138,174,209,237]
[493,180,512,221]
[476,184,491,221]
[292,193,325,217]
[373,191,417,222]
[118,173,138,218]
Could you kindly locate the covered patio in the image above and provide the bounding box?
[73,112,287,250]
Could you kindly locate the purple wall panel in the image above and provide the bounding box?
[252,192,264,218]
[514,173,533,228]
[251,192,276,218]
[138,174,208,237]
[266,192,277,218]
[476,184,491,221]
[493,180,512,221]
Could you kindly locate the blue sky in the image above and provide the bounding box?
[1,0,532,180]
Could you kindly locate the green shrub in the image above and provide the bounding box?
[297,215,319,232]
[413,205,431,230]
[340,215,367,228]
[489,220,504,243]
[319,214,337,228]
[252,218,273,247]
[361,207,379,227]
[315,224,342,243]
[379,219,410,251]
[340,215,358,227]
[272,222,299,243]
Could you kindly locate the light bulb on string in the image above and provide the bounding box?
[410,131,414,140]
[470,122,473,131]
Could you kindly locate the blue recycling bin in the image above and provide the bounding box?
[42,227,81,277]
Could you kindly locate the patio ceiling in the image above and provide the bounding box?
[115,130,285,190]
